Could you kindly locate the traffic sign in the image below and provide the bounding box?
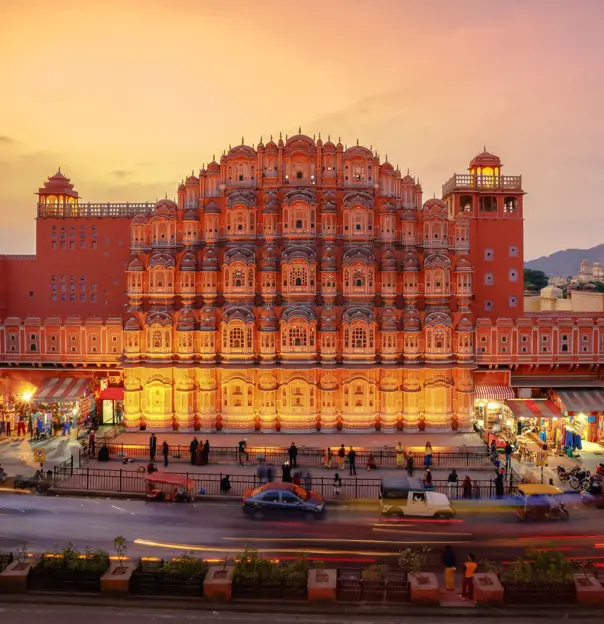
[536,451,548,467]
[33,448,46,463]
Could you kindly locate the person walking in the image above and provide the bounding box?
[149,433,157,461]
[256,462,267,486]
[324,447,333,469]
[424,441,433,468]
[304,469,313,495]
[162,440,169,468]
[282,461,292,483]
[238,439,248,466]
[395,442,405,469]
[338,444,346,470]
[88,430,96,458]
[220,475,231,496]
[443,545,457,592]
[17,415,26,437]
[333,473,342,498]
[462,475,472,499]
[190,437,199,465]
[406,454,414,477]
[504,441,513,469]
[202,439,210,466]
[266,463,275,483]
[424,468,433,491]
[462,553,478,600]
[288,442,298,469]
[495,472,504,499]
[348,447,357,476]
[447,469,458,498]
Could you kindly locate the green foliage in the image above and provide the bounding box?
[524,269,549,290]
[504,548,575,584]
[38,543,109,574]
[361,564,389,582]
[161,554,208,578]
[478,559,501,575]
[15,543,29,566]
[233,547,307,583]
[113,536,127,568]
[313,559,325,572]
[398,546,431,575]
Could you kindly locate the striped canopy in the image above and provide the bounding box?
[556,390,604,414]
[32,378,90,402]
[474,385,515,401]
[505,399,561,420]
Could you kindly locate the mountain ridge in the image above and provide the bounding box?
[525,244,604,277]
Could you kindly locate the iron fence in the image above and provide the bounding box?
[53,465,516,501]
[102,443,493,469]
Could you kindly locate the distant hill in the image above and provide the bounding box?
[525,244,604,277]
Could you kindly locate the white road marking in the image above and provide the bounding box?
[111,505,128,512]
[0,504,25,513]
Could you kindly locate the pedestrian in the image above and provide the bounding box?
[348,446,357,476]
[424,468,433,491]
[304,469,313,495]
[293,471,302,487]
[288,441,298,469]
[202,439,210,466]
[0,420,4,436]
[490,439,498,462]
[149,433,157,461]
[5,419,11,437]
[220,475,231,495]
[238,439,248,466]
[266,463,275,483]
[29,418,34,439]
[462,475,472,499]
[324,447,333,469]
[190,437,199,465]
[461,553,477,600]
[256,462,267,486]
[366,452,377,471]
[338,444,346,470]
[406,454,414,477]
[282,461,292,483]
[447,469,458,498]
[495,472,504,499]
[17,415,26,436]
[162,440,169,467]
[424,441,433,468]
[333,473,342,498]
[505,441,513,469]
[89,430,96,458]
[443,545,457,592]
[395,441,405,469]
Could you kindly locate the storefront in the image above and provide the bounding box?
[473,385,516,438]
[504,399,563,447]
[554,389,604,449]
[31,377,92,436]
[98,387,124,425]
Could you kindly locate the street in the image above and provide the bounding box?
[1,491,604,566]
[0,604,598,623]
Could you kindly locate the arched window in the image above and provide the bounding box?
[290,265,308,288]
[288,325,307,347]
[435,329,444,350]
[229,327,245,349]
[152,330,162,349]
[352,327,366,349]
[353,268,366,287]
[232,268,244,287]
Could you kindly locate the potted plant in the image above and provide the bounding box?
[361,564,388,601]
[573,559,604,606]
[473,559,504,605]
[400,547,438,604]
[0,543,33,594]
[101,536,135,595]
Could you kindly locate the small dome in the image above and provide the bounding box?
[381,160,394,173]
[200,308,216,330]
[456,316,473,331]
[402,173,415,185]
[381,248,398,271]
[469,150,502,169]
[207,159,220,173]
[423,198,447,211]
[380,308,398,331]
[202,247,218,269]
[154,198,177,212]
[321,246,337,269]
[127,257,144,271]
[125,316,141,331]
[323,137,336,151]
[259,305,278,329]
[540,285,563,298]
[177,313,196,331]
[204,201,220,214]
[402,252,419,270]
[403,308,421,331]
[183,208,199,221]
[454,258,472,271]
[265,136,278,152]
[320,306,338,329]
[185,173,199,186]
[401,208,416,221]
[180,252,197,270]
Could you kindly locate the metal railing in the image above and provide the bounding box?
[442,174,522,195]
[99,444,494,469]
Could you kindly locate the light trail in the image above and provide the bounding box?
[371,526,473,537]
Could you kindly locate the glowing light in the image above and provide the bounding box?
[578,413,586,421]
[22,392,33,401]
[487,402,500,409]
[506,420,512,427]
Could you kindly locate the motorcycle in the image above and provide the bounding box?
[13,470,51,494]
[596,463,604,478]
[557,465,572,482]
[569,469,591,491]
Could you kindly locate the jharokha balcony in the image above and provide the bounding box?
[442,174,522,196]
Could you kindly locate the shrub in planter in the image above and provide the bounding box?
[131,553,208,597]
[399,547,438,604]
[161,554,208,579]
[361,564,388,601]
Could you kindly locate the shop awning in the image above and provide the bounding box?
[505,399,562,420]
[555,390,604,414]
[475,385,515,401]
[99,387,124,401]
[32,378,89,402]
[510,376,604,388]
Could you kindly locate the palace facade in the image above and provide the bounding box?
[1,133,603,434]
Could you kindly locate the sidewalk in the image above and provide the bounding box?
[0,435,80,476]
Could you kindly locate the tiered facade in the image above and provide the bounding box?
[1,132,602,433]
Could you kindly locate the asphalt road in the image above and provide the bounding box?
[1,491,604,567]
[0,605,595,624]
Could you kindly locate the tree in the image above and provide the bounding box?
[524,268,548,290]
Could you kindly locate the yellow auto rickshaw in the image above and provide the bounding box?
[515,484,569,521]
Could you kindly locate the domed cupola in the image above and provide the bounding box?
[259,305,278,330]
[321,245,337,270]
[380,307,399,331]
[403,308,421,332]
[202,247,218,270]
[320,305,338,330]
[381,248,398,272]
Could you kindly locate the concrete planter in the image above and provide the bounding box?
[101,561,137,595]
[574,574,604,606]
[203,566,233,601]
[473,572,504,605]
[308,569,337,603]
[0,560,33,594]
[408,572,439,604]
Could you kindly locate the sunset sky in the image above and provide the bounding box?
[1,0,603,260]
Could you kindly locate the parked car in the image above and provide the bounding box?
[242,482,325,520]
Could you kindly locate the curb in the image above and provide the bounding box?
[0,593,603,618]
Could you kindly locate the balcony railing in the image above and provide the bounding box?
[442,174,522,196]
[38,202,153,218]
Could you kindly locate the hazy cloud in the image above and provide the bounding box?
[112,169,134,178]
[0,136,15,144]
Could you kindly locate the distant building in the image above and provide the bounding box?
[573,259,604,284]
[548,275,570,287]
[524,285,604,312]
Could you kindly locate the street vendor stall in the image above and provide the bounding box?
[145,473,195,502]
[31,378,92,436]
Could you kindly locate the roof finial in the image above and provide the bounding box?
[318,132,321,139]
[260,135,262,143]
[313,133,315,140]
[212,154,215,161]
[338,136,341,143]
[385,154,388,161]
[58,166,61,173]
[433,192,436,198]
[328,134,331,141]
[484,145,487,152]
[279,132,282,140]
[270,134,273,140]
[241,136,244,145]
[285,133,288,140]
[356,138,359,146]
[298,125,301,133]
[407,168,410,175]
[191,169,194,175]
[165,193,168,199]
